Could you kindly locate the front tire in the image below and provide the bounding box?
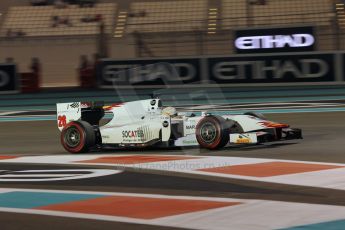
[61,121,95,153]
[196,116,230,150]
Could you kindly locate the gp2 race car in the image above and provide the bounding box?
[56,99,302,153]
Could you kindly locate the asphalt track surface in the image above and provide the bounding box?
[1,112,344,163]
[0,111,344,229]
[1,86,345,229]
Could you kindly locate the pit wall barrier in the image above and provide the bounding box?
[0,64,40,94]
[0,64,19,94]
[96,51,345,88]
[79,67,96,89]
[21,72,40,93]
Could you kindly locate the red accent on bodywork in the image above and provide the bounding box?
[0,156,19,160]
[103,103,124,111]
[258,121,289,128]
[58,115,67,128]
[111,103,124,107]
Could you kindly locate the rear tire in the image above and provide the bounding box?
[196,116,230,150]
[61,121,95,153]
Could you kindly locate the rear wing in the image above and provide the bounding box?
[56,102,82,131]
[56,101,104,131]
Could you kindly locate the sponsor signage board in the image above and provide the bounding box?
[234,26,315,54]
[208,53,335,84]
[97,52,340,87]
[97,58,201,87]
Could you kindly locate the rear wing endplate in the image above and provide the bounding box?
[56,102,81,131]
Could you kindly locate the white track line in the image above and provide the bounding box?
[2,155,345,190]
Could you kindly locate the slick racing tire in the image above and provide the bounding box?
[244,111,267,120]
[61,121,95,153]
[196,115,230,150]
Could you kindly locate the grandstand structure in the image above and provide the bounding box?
[1,3,116,36]
[0,0,342,86]
[127,0,207,33]
[221,0,333,29]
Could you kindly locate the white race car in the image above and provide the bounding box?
[56,99,302,153]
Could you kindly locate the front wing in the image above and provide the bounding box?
[230,128,302,144]
[174,128,303,147]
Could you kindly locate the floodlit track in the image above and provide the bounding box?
[1,86,345,229]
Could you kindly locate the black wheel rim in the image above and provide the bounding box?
[200,122,217,143]
[64,127,81,148]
